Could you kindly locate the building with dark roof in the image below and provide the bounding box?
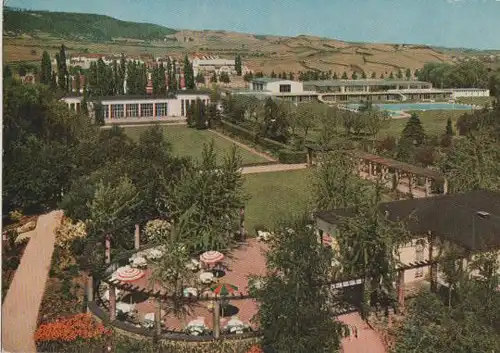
[315,189,500,286]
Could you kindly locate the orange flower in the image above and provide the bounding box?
[35,313,110,343]
[246,345,264,353]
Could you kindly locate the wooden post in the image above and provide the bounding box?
[239,207,245,242]
[443,178,449,195]
[425,178,431,197]
[134,224,140,250]
[87,274,94,303]
[306,149,311,167]
[213,299,221,339]
[396,270,405,310]
[392,170,399,191]
[428,233,438,293]
[109,284,117,321]
[105,235,111,264]
[368,162,373,177]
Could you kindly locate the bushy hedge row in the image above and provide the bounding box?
[220,120,307,164]
[278,149,308,164]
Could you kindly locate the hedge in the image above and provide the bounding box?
[278,149,308,164]
[220,120,257,142]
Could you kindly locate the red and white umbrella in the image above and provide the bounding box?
[322,234,333,247]
[199,251,224,265]
[114,266,145,282]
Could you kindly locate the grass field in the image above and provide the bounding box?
[123,125,268,164]
[379,110,467,137]
[243,169,314,234]
[456,96,496,107]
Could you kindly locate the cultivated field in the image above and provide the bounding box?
[4,30,454,76]
[123,125,269,165]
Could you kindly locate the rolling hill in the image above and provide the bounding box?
[5,7,495,75]
[3,7,177,41]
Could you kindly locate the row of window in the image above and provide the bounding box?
[102,103,169,118]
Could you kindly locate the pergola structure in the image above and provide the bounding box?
[305,145,448,196]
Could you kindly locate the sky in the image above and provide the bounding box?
[6,0,500,50]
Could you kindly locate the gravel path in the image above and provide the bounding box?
[241,163,308,174]
[2,210,63,353]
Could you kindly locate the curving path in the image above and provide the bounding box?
[338,313,387,353]
[208,129,277,162]
[241,163,308,174]
[2,210,63,353]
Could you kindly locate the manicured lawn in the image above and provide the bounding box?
[379,110,467,137]
[456,96,496,107]
[243,169,315,234]
[123,125,268,165]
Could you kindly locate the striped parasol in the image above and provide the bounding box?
[210,283,239,296]
[114,266,145,282]
[200,251,224,265]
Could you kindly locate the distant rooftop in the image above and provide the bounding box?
[303,79,431,87]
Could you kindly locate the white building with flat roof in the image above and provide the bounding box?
[61,91,210,124]
[242,78,318,102]
[449,88,490,99]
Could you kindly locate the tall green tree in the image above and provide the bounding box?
[341,71,348,80]
[445,117,454,136]
[119,53,126,95]
[195,71,205,84]
[40,51,52,85]
[183,55,195,89]
[158,62,166,94]
[112,59,120,95]
[405,68,412,80]
[56,44,68,91]
[270,70,277,78]
[371,72,377,79]
[439,130,500,193]
[400,113,426,146]
[235,54,242,76]
[254,216,348,353]
[156,143,246,251]
[210,72,218,83]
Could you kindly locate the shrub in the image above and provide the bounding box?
[9,210,23,222]
[258,137,287,152]
[277,149,307,164]
[221,120,257,141]
[143,219,172,244]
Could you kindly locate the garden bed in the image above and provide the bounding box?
[1,234,30,303]
[37,245,86,325]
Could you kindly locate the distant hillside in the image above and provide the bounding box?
[3,7,177,41]
[6,7,497,74]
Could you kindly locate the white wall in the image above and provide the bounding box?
[265,80,304,94]
[451,89,490,98]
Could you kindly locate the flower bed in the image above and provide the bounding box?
[35,313,112,352]
[1,230,30,302]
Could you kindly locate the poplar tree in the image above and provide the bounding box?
[119,53,126,95]
[57,44,68,91]
[40,51,52,85]
[158,63,166,94]
[235,54,242,76]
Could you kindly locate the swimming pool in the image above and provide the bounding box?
[347,102,473,115]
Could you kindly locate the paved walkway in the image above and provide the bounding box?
[241,163,308,175]
[338,313,387,353]
[208,129,277,162]
[101,121,187,129]
[2,210,63,353]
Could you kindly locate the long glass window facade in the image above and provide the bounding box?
[126,104,139,117]
[140,103,154,117]
[111,104,124,118]
[156,103,168,117]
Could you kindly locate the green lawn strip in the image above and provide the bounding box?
[123,125,268,164]
[379,110,466,137]
[456,96,495,107]
[243,169,314,234]
[243,168,395,235]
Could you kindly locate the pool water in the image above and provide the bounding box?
[347,102,473,115]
